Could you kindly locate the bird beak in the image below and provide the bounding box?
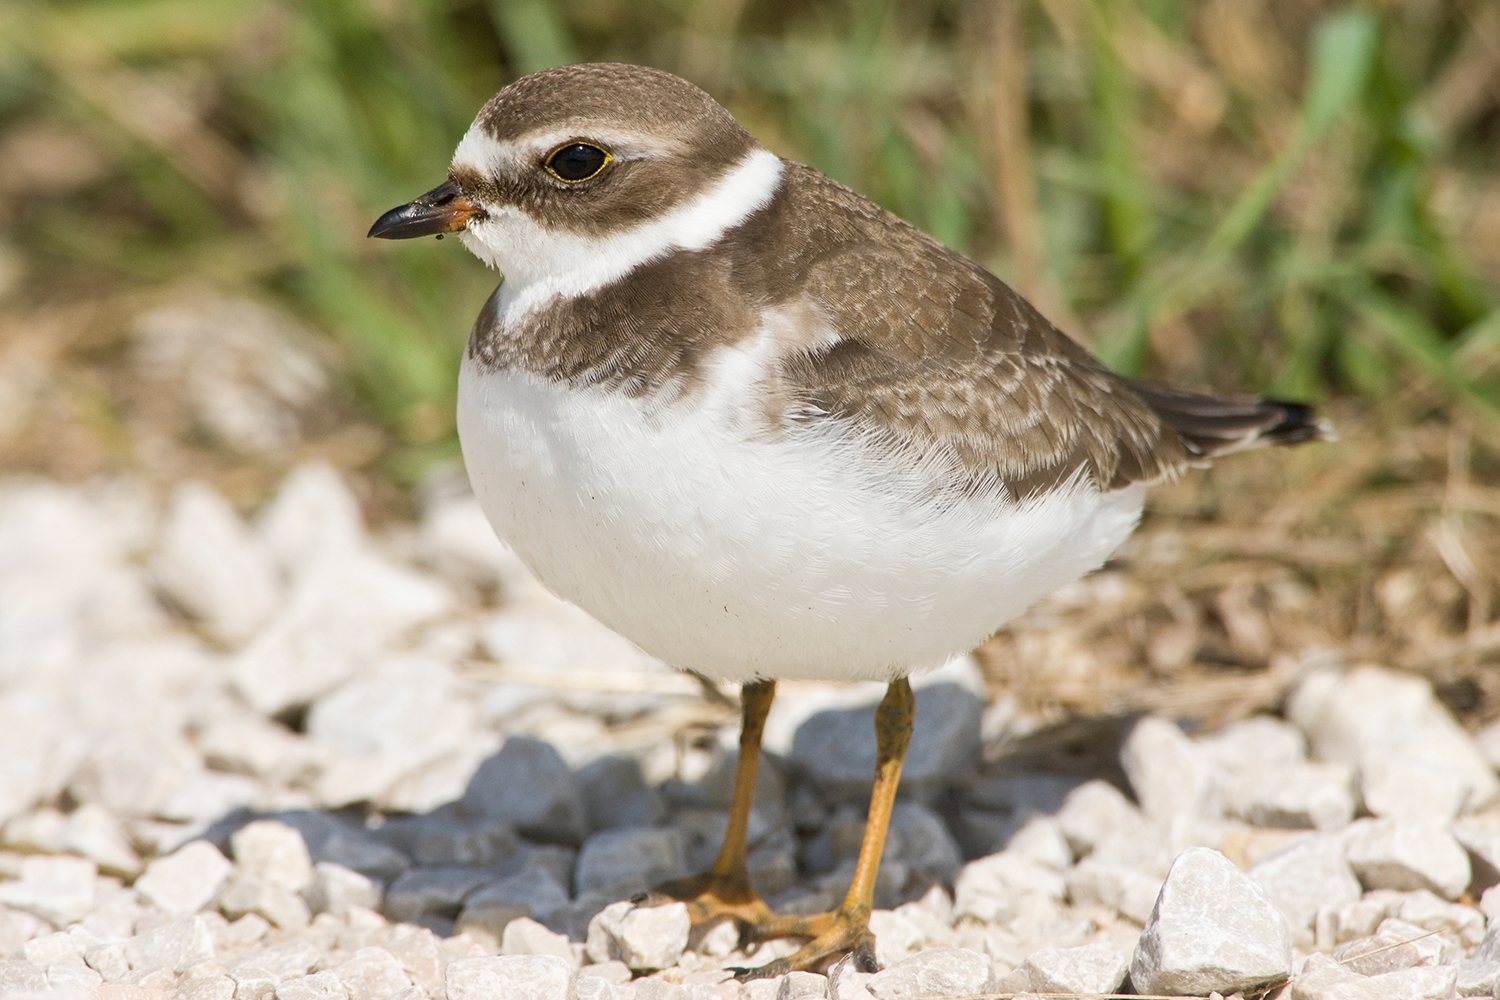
[368,179,482,239]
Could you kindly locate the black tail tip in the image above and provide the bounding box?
[1260,398,1335,445]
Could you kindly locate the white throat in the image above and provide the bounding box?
[456,146,784,325]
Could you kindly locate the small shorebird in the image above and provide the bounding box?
[370,62,1326,977]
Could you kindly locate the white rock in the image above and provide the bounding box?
[776,970,828,998]
[575,827,687,900]
[419,492,537,596]
[1451,824,1500,894]
[1227,762,1357,831]
[585,901,690,971]
[446,954,573,1000]
[1054,779,1149,856]
[865,947,991,1000]
[0,903,50,956]
[572,975,621,1000]
[502,917,576,964]
[333,946,411,1000]
[1122,716,1221,824]
[303,862,382,917]
[992,942,1128,995]
[1130,847,1292,996]
[1481,884,1500,921]
[1390,888,1485,947]
[0,958,47,995]
[158,768,263,824]
[463,737,587,845]
[578,961,632,985]
[83,942,130,981]
[309,655,487,810]
[230,548,452,717]
[827,956,877,1000]
[232,820,315,891]
[1365,964,1458,999]
[1452,954,1500,998]
[219,874,313,930]
[1198,715,1308,776]
[867,909,925,969]
[232,939,321,981]
[151,481,282,645]
[256,463,364,578]
[1333,917,1452,975]
[0,854,97,925]
[178,972,238,1000]
[1477,719,1500,772]
[383,928,446,996]
[61,803,142,877]
[1250,834,1364,933]
[231,965,281,1000]
[197,709,323,786]
[1287,667,1499,821]
[953,851,1065,923]
[1003,814,1072,871]
[138,839,237,917]
[1064,856,1165,924]
[275,970,349,1000]
[1344,819,1472,899]
[124,915,217,973]
[67,730,191,819]
[1288,952,1383,1000]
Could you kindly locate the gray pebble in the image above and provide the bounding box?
[463,737,588,845]
[574,827,686,900]
[382,867,497,925]
[577,755,666,833]
[789,684,981,802]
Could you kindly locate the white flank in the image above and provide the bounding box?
[454,144,784,323]
[457,334,1146,683]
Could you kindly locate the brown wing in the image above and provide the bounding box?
[769,164,1323,496]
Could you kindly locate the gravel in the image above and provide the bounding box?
[5,466,1500,998]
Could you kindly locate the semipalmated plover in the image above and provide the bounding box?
[370,62,1327,977]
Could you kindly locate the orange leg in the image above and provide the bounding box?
[648,680,780,929]
[735,677,915,980]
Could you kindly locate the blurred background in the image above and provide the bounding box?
[1,0,1500,726]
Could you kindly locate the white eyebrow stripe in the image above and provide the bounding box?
[454,146,784,326]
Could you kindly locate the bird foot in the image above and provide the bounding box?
[731,906,878,981]
[634,870,776,932]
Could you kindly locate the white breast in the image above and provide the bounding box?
[456,346,1144,683]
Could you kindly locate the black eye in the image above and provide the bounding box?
[545,143,611,183]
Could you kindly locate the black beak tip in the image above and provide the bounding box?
[367,204,413,240]
[367,180,476,240]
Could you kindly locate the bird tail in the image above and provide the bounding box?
[1128,380,1333,458]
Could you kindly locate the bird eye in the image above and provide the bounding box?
[544,143,611,183]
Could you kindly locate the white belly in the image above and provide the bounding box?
[456,358,1144,682]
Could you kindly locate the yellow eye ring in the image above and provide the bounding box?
[543,142,613,183]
